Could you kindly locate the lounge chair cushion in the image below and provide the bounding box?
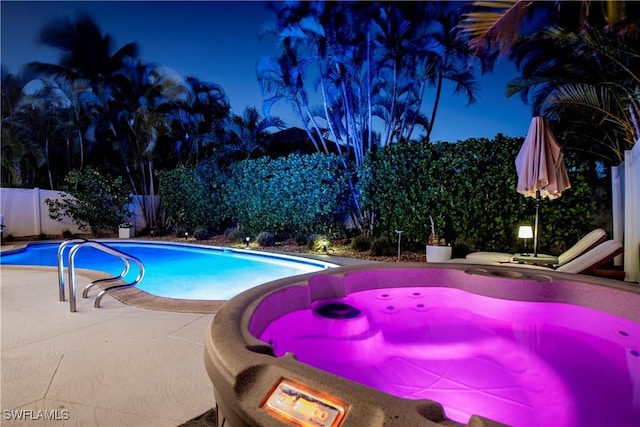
[442,258,503,265]
[465,252,514,263]
[556,228,606,265]
[556,240,623,274]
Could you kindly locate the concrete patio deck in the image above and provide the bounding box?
[1,265,216,426]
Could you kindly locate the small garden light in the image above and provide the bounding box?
[184,231,188,240]
[245,236,250,247]
[395,230,404,262]
[322,239,328,252]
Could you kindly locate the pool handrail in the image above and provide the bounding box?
[80,254,131,299]
[93,259,144,308]
[59,239,145,312]
[57,238,89,301]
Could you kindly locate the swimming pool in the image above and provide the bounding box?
[0,240,337,300]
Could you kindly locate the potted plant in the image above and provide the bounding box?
[426,216,451,262]
[118,222,135,239]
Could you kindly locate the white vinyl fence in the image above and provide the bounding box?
[0,187,152,238]
[612,141,640,283]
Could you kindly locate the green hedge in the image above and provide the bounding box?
[157,136,603,255]
[223,153,349,236]
[157,164,227,232]
[359,135,600,254]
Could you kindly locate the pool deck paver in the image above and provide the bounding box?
[1,266,215,426]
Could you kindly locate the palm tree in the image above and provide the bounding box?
[458,0,639,56]
[550,28,639,161]
[221,106,285,162]
[27,14,138,91]
[260,1,483,233]
[29,81,76,189]
[257,51,327,154]
[1,70,72,189]
[1,67,46,187]
[508,26,639,163]
[106,60,192,228]
[45,77,94,177]
[420,3,480,142]
[372,3,425,147]
[24,14,140,183]
[456,0,539,57]
[168,76,230,166]
[458,0,639,163]
[261,1,374,230]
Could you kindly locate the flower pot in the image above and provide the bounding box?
[119,227,135,239]
[426,245,452,262]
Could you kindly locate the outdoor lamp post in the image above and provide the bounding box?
[518,226,533,255]
[245,236,250,248]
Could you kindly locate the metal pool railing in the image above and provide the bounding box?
[57,239,145,312]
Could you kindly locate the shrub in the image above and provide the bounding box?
[224,227,247,243]
[193,228,211,241]
[370,238,394,256]
[174,227,187,238]
[256,231,276,247]
[351,235,372,252]
[45,167,132,234]
[274,231,291,242]
[294,234,308,246]
[306,233,322,249]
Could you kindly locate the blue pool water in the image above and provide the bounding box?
[0,241,336,300]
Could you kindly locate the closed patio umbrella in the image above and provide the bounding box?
[515,116,571,256]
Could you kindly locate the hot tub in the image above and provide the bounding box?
[204,263,640,427]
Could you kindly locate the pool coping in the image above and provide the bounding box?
[1,242,374,314]
[1,264,226,314]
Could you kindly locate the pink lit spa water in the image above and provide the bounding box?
[258,286,640,426]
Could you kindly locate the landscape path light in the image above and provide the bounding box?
[395,230,404,262]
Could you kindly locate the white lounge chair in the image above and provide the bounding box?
[447,239,623,276]
[554,239,623,274]
[465,228,607,267]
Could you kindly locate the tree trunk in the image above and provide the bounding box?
[426,69,444,143]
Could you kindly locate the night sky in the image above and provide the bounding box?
[1,1,533,142]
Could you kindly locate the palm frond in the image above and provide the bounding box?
[458,0,535,56]
[550,83,637,156]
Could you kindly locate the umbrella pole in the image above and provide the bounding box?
[533,189,540,257]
